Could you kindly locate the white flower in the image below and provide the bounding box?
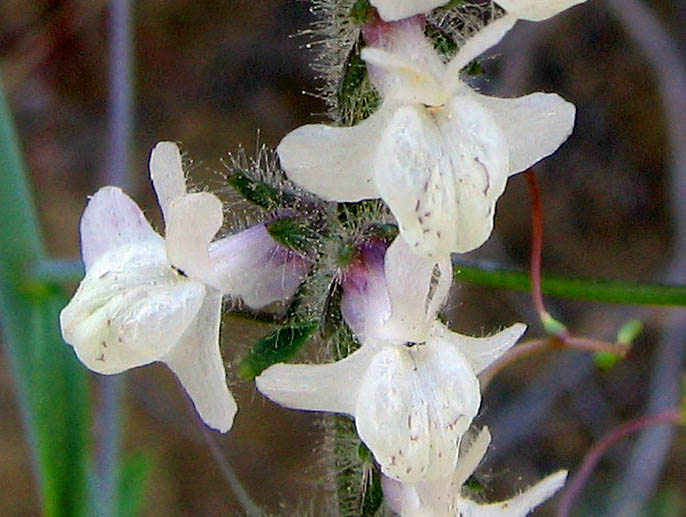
[256,237,526,482]
[497,0,589,21]
[60,142,237,432]
[370,0,450,21]
[370,0,588,22]
[278,14,576,258]
[382,426,568,516]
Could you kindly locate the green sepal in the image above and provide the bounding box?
[339,46,367,109]
[439,0,466,9]
[367,222,398,243]
[465,59,484,76]
[464,475,485,493]
[337,36,381,126]
[336,241,358,268]
[350,0,374,25]
[358,442,383,515]
[238,320,319,378]
[360,464,383,516]
[321,281,344,340]
[227,170,282,210]
[266,216,315,253]
[425,23,458,58]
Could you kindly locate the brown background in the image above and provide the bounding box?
[1,0,684,515]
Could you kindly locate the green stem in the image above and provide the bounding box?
[30,259,84,284]
[0,75,90,516]
[453,261,686,307]
[32,256,686,307]
[0,74,46,509]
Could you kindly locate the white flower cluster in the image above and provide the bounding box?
[60,1,589,514]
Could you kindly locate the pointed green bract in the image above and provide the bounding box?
[338,37,381,125]
[350,0,374,25]
[359,442,383,516]
[266,217,316,252]
[238,321,320,378]
[227,170,284,210]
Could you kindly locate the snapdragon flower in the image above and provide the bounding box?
[60,142,235,431]
[382,427,568,516]
[278,13,575,258]
[256,237,526,482]
[370,0,588,22]
[60,142,307,432]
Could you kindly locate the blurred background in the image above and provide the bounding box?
[0,0,684,515]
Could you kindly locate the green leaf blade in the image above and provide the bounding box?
[239,321,319,378]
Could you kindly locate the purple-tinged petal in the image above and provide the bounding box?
[209,223,310,309]
[381,476,421,516]
[80,186,162,271]
[340,240,392,340]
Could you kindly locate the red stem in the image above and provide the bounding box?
[526,169,546,317]
[557,409,684,517]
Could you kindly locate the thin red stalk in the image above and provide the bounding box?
[525,169,546,317]
[480,336,628,389]
[565,336,630,355]
[480,338,551,388]
[557,409,684,517]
